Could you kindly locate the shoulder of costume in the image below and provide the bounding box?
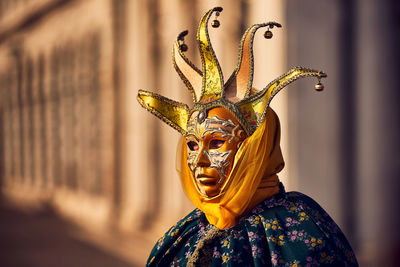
[147,209,204,265]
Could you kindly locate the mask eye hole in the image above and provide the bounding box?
[187,141,199,151]
[209,139,225,149]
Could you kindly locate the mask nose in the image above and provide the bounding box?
[197,148,211,167]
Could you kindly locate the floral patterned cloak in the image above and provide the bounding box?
[147,184,358,267]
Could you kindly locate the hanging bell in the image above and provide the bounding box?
[179,43,188,52]
[211,19,220,28]
[264,30,273,39]
[315,81,324,91]
[197,109,206,123]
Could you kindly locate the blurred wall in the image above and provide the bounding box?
[0,0,399,266]
[287,0,400,265]
[0,0,116,226]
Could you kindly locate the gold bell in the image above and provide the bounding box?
[211,19,220,28]
[315,82,324,91]
[264,30,273,39]
[179,43,188,52]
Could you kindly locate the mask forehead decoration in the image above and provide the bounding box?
[202,116,237,140]
[137,6,327,138]
[187,115,237,140]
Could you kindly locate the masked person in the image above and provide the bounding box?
[138,7,358,267]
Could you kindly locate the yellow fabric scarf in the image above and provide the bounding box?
[177,108,284,230]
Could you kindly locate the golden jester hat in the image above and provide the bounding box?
[137,7,326,136]
[137,7,327,229]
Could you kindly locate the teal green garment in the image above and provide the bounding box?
[147,184,358,266]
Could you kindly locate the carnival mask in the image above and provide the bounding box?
[185,107,246,198]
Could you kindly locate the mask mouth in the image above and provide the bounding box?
[197,173,213,178]
[196,171,219,181]
[197,176,219,186]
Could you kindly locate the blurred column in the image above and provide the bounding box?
[1,68,10,186]
[247,0,290,188]
[76,42,90,193]
[32,56,41,188]
[37,54,48,188]
[24,56,35,186]
[50,49,62,188]
[13,47,24,185]
[286,0,352,242]
[121,0,159,231]
[2,53,16,186]
[355,0,400,265]
[155,0,196,229]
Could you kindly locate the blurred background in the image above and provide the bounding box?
[0,0,399,266]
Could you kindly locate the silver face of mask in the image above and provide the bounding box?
[189,148,232,185]
[201,116,238,142]
[186,115,236,183]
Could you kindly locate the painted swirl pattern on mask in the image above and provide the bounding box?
[186,116,237,185]
[206,150,231,183]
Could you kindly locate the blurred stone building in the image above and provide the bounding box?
[0,0,399,266]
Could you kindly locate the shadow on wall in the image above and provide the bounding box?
[0,200,135,267]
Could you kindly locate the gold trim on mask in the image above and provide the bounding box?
[225,23,281,101]
[238,67,327,130]
[197,7,225,103]
[137,90,189,135]
[172,38,202,103]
